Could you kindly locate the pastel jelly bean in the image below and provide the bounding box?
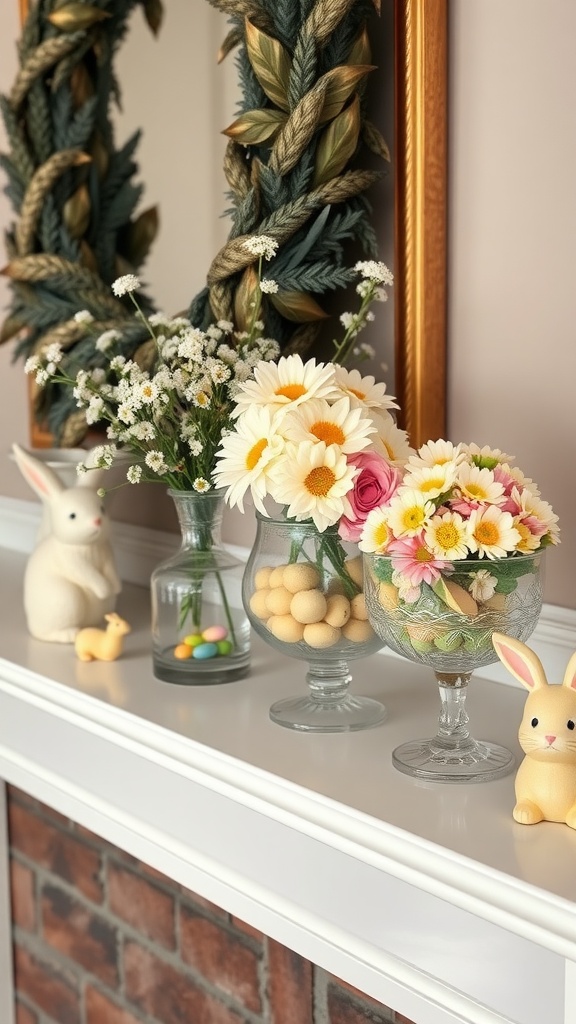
[216,640,233,656]
[174,643,192,660]
[183,633,203,648]
[192,642,218,660]
[202,625,228,643]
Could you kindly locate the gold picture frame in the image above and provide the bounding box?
[19,0,447,451]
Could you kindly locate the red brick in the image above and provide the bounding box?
[107,861,175,948]
[41,884,119,987]
[8,803,103,903]
[7,786,38,810]
[15,1001,38,1024]
[180,886,229,919]
[328,983,394,1024]
[124,940,245,1024]
[230,915,264,942]
[13,943,80,1024]
[267,938,313,1024]
[180,905,262,1012]
[10,859,36,932]
[86,985,144,1024]
[395,1016,417,1024]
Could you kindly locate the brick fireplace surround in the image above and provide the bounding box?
[7,785,414,1024]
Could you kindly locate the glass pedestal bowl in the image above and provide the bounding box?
[243,513,386,732]
[363,552,544,782]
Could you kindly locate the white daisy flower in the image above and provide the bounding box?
[112,274,140,297]
[213,405,286,514]
[464,443,514,468]
[139,379,160,404]
[281,396,375,454]
[193,478,211,492]
[402,462,457,501]
[424,511,469,560]
[231,354,339,417]
[267,441,357,533]
[457,465,505,506]
[408,439,465,470]
[368,411,414,467]
[333,366,398,412]
[468,569,498,602]
[359,506,392,553]
[465,506,521,559]
[387,488,435,538]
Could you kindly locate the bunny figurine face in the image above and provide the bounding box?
[492,632,576,828]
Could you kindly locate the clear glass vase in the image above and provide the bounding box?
[363,552,545,782]
[243,512,386,732]
[151,489,250,684]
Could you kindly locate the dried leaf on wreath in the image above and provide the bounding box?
[244,19,291,113]
[270,290,329,323]
[233,264,260,333]
[143,0,164,37]
[362,120,391,162]
[218,26,243,64]
[63,183,91,239]
[119,206,159,266]
[348,25,372,67]
[223,108,287,146]
[47,4,111,32]
[318,65,375,125]
[313,96,361,187]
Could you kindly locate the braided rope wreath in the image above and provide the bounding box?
[1,0,388,445]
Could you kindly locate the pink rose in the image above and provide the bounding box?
[339,452,402,542]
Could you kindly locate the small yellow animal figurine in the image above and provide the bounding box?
[492,632,576,829]
[74,613,131,662]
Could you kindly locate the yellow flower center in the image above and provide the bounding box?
[311,420,345,446]
[246,438,267,471]
[304,466,336,497]
[383,441,395,460]
[464,483,485,500]
[348,387,366,400]
[374,522,389,547]
[415,547,434,562]
[275,383,307,400]
[474,521,499,546]
[402,507,425,530]
[421,476,444,493]
[435,522,459,550]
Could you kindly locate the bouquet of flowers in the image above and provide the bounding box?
[361,439,559,660]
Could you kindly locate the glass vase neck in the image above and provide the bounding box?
[168,488,226,550]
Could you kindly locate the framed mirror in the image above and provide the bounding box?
[18,0,446,451]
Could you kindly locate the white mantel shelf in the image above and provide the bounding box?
[1,543,576,1024]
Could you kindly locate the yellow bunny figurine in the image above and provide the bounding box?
[492,632,576,829]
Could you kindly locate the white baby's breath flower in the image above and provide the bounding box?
[44,343,63,364]
[260,279,278,294]
[112,274,141,297]
[24,356,40,375]
[242,235,278,260]
[74,309,94,324]
[96,329,121,352]
[127,464,142,484]
[109,355,126,371]
[354,260,394,285]
[193,478,211,493]
[188,439,203,456]
[217,320,234,333]
[145,450,168,474]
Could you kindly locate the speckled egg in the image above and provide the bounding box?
[255,566,274,590]
[265,586,293,616]
[249,589,271,619]
[192,642,218,660]
[174,643,193,660]
[290,589,327,625]
[303,621,341,648]
[342,618,375,643]
[267,614,305,644]
[202,625,228,643]
[350,592,369,621]
[324,593,351,628]
[283,562,321,594]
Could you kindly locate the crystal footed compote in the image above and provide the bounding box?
[243,512,386,732]
[363,552,544,782]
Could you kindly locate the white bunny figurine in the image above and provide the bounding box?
[492,632,576,829]
[12,443,121,643]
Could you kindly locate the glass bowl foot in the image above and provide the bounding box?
[269,694,387,733]
[392,737,515,783]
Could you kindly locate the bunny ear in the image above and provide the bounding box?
[11,443,65,502]
[562,651,576,691]
[491,632,548,691]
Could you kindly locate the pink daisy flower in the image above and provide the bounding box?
[387,534,451,586]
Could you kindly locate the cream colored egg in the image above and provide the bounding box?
[342,618,375,643]
[350,592,369,620]
[303,621,341,649]
[267,614,305,643]
[344,556,364,588]
[378,581,399,611]
[249,589,270,619]
[324,593,351,628]
[265,586,293,616]
[282,562,321,594]
[290,589,327,625]
[269,564,287,587]
[254,566,274,590]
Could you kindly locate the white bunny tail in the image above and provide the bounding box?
[491,632,548,692]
